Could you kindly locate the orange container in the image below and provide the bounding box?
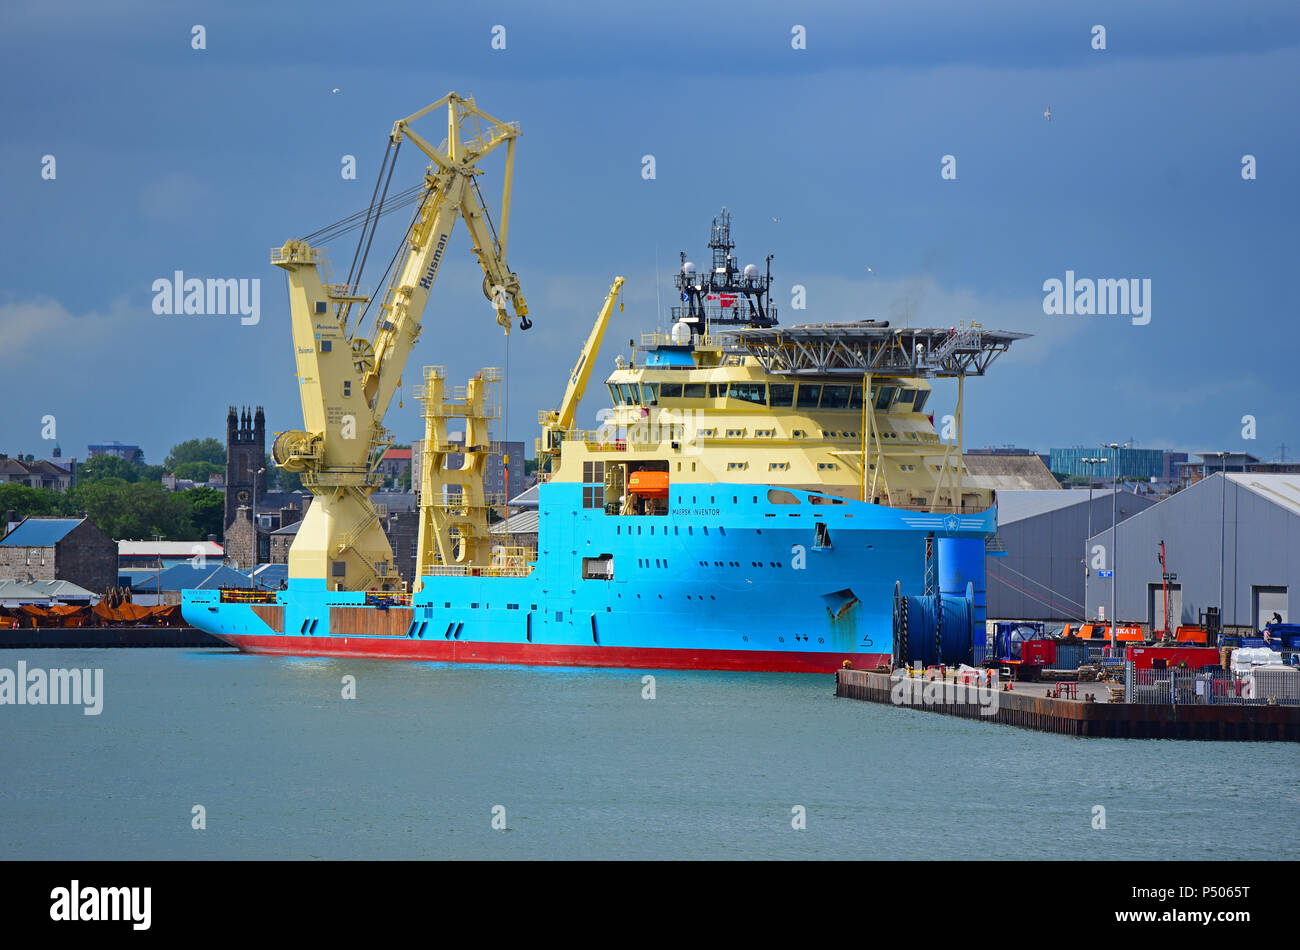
[629,470,670,498]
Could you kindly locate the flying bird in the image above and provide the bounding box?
[1044,106,1052,121]
[865,266,875,275]
[771,216,781,223]
[332,88,341,94]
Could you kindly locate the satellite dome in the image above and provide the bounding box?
[682,262,696,276]
[743,264,759,279]
[670,321,691,345]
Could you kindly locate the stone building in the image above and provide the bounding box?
[0,517,117,595]
[224,406,266,531]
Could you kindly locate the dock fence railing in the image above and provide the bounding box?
[1124,665,1299,706]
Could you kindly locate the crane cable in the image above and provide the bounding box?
[300,182,425,246]
[339,138,397,311]
[349,139,402,314]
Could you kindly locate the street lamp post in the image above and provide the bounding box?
[1214,452,1227,620]
[153,533,163,607]
[251,467,265,580]
[1082,457,1104,618]
[1106,443,1127,654]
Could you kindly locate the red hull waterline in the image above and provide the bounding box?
[216,632,889,674]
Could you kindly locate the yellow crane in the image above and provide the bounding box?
[271,92,530,592]
[537,277,625,477]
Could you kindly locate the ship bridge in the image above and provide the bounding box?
[715,322,1029,379]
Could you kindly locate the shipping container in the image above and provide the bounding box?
[1053,640,1088,670]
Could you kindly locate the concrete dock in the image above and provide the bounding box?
[835,668,1299,741]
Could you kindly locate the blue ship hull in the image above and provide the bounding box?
[182,483,995,673]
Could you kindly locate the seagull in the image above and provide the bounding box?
[332,88,341,94]
[865,266,875,275]
[1044,106,1052,121]
[771,216,781,223]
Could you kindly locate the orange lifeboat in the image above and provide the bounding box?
[628,470,670,498]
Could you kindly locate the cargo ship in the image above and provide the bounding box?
[181,94,1025,673]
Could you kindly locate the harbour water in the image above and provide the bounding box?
[1,649,1295,860]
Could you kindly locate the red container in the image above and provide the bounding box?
[1127,646,1221,670]
[1020,638,1056,667]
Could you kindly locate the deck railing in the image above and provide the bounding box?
[218,589,279,604]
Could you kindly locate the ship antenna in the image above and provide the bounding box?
[655,246,663,334]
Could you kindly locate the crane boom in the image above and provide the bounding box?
[538,277,624,476]
[271,92,530,592]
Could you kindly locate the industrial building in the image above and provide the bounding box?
[1084,473,1298,633]
[986,489,1157,622]
[1049,446,1184,482]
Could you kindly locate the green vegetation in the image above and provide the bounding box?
[165,438,226,470]
[0,481,224,541]
[173,460,223,482]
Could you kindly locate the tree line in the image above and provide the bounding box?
[2,437,299,541]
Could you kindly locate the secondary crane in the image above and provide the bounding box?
[271,92,530,592]
[536,277,625,477]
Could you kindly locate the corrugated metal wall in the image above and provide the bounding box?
[1084,475,1298,628]
[987,492,1156,621]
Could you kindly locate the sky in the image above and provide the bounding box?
[1,0,1297,466]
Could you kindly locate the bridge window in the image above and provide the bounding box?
[770,384,794,407]
[912,390,930,413]
[797,384,821,408]
[729,382,767,404]
[660,382,683,398]
[849,386,864,410]
[683,383,706,398]
[897,388,916,404]
[641,383,659,405]
[619,384,638,405]
[875,385,896,409]
[821,385,851,409]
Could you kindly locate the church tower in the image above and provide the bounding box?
[225,405,266,529]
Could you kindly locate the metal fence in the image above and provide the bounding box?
[1125,666,1300,706]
